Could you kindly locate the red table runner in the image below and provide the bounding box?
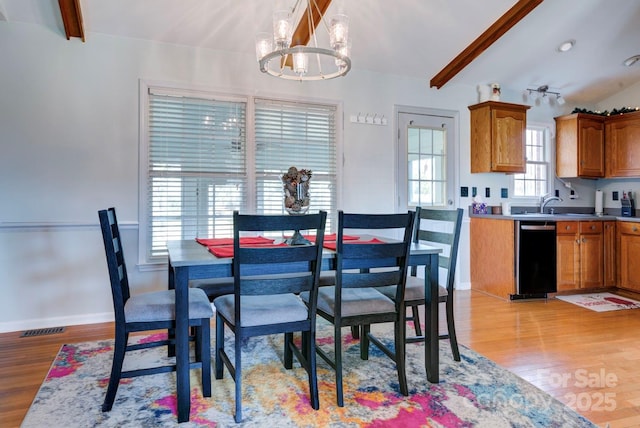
[196,236,274,246]
[207,242,288,258]
[322,237,385,251]
[302,233,360,243]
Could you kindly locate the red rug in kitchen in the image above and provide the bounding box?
[556,292,640,312]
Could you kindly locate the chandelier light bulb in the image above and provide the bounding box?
[330,14,349,49]
[293,51,309,76]
[273,10,292,50]
[255,33,273,61]
[335,41,351,70]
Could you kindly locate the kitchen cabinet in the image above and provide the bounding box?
[470,217,515,299]
[556,221,603,291]
[605,110,640,177]
[604,221,616,287]
[618,221,640,292]
[555,113,605,178]
[469,101,529,173]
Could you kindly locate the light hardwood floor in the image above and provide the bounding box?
[2,289,639,428]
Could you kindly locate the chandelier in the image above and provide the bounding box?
[255,0,351,81]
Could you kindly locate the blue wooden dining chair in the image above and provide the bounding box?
[381,207,464,360]
[98,207,213,416]
[302,210,415,407]
[213,210,327,423]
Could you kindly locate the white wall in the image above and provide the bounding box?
[3,21,633,332]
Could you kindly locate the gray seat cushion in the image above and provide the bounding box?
[213,294,309,327]
[379,275,448,302]
[303,286,396,317]
[124,288,213,322]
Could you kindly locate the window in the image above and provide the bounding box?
[407,127,447,207]
[512,126,550,198]
[140,84,338,264]
[396,108,456,211]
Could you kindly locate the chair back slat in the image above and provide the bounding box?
[341,270,402,289]
[239,273,313,296]
[341,242,407,259]
[238,245,318,265]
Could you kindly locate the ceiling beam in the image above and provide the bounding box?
[58,0,85,42]
[283,0,332,68]
[430,0,543,89]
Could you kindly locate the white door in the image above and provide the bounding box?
[397,107,457,211]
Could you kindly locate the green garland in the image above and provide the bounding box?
[571,106,639,116]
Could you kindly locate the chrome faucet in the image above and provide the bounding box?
[540,193,563,213]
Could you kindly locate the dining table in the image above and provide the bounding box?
[166,237,441,422]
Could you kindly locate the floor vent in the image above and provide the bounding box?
[20,327,66,337]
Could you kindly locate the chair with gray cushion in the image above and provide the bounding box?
[99,207,213,414]
[302,210,415,407]
[214,210,326,423]
[381,207,463,361]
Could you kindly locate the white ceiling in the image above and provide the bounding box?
[2,0,640,106]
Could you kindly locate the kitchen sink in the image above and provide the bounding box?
[555,213,595,217]
[515,213,556,217]
[514,212,596,218]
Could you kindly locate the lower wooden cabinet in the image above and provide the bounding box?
[556,221,604,291]
[618,221,640,292]
[604,221,616,287]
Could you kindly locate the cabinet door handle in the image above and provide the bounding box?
[633,226,638,232]
[582,238,587,243]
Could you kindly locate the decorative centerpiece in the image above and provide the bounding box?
[282,166,312,245]
[282,166,311,215]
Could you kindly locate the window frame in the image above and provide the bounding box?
[138,80,343,266]
[510,123,553,202]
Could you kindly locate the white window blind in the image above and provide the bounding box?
[146,90,247,261]
[254,98,337,231]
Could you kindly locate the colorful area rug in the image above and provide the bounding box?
[22,323,596,427]
[556,292,640,312]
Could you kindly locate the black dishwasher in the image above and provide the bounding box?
[511,220,557,300]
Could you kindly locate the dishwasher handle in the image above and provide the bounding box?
[521,224,556,231]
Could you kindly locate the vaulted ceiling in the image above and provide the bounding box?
[2,0,640,106]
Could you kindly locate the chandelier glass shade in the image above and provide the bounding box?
[256,0,351,81]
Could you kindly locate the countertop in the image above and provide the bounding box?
[469,212,640,222]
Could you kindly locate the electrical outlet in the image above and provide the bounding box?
[485,187,490,198]
[472,187,477,197]
[461,186,469,197]
[555,189,560,197]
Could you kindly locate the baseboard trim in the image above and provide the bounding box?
[0,312,114,334]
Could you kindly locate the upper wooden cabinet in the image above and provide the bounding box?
[555,113,605,178]
[469,101,529,173]
[605,110,640,177]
